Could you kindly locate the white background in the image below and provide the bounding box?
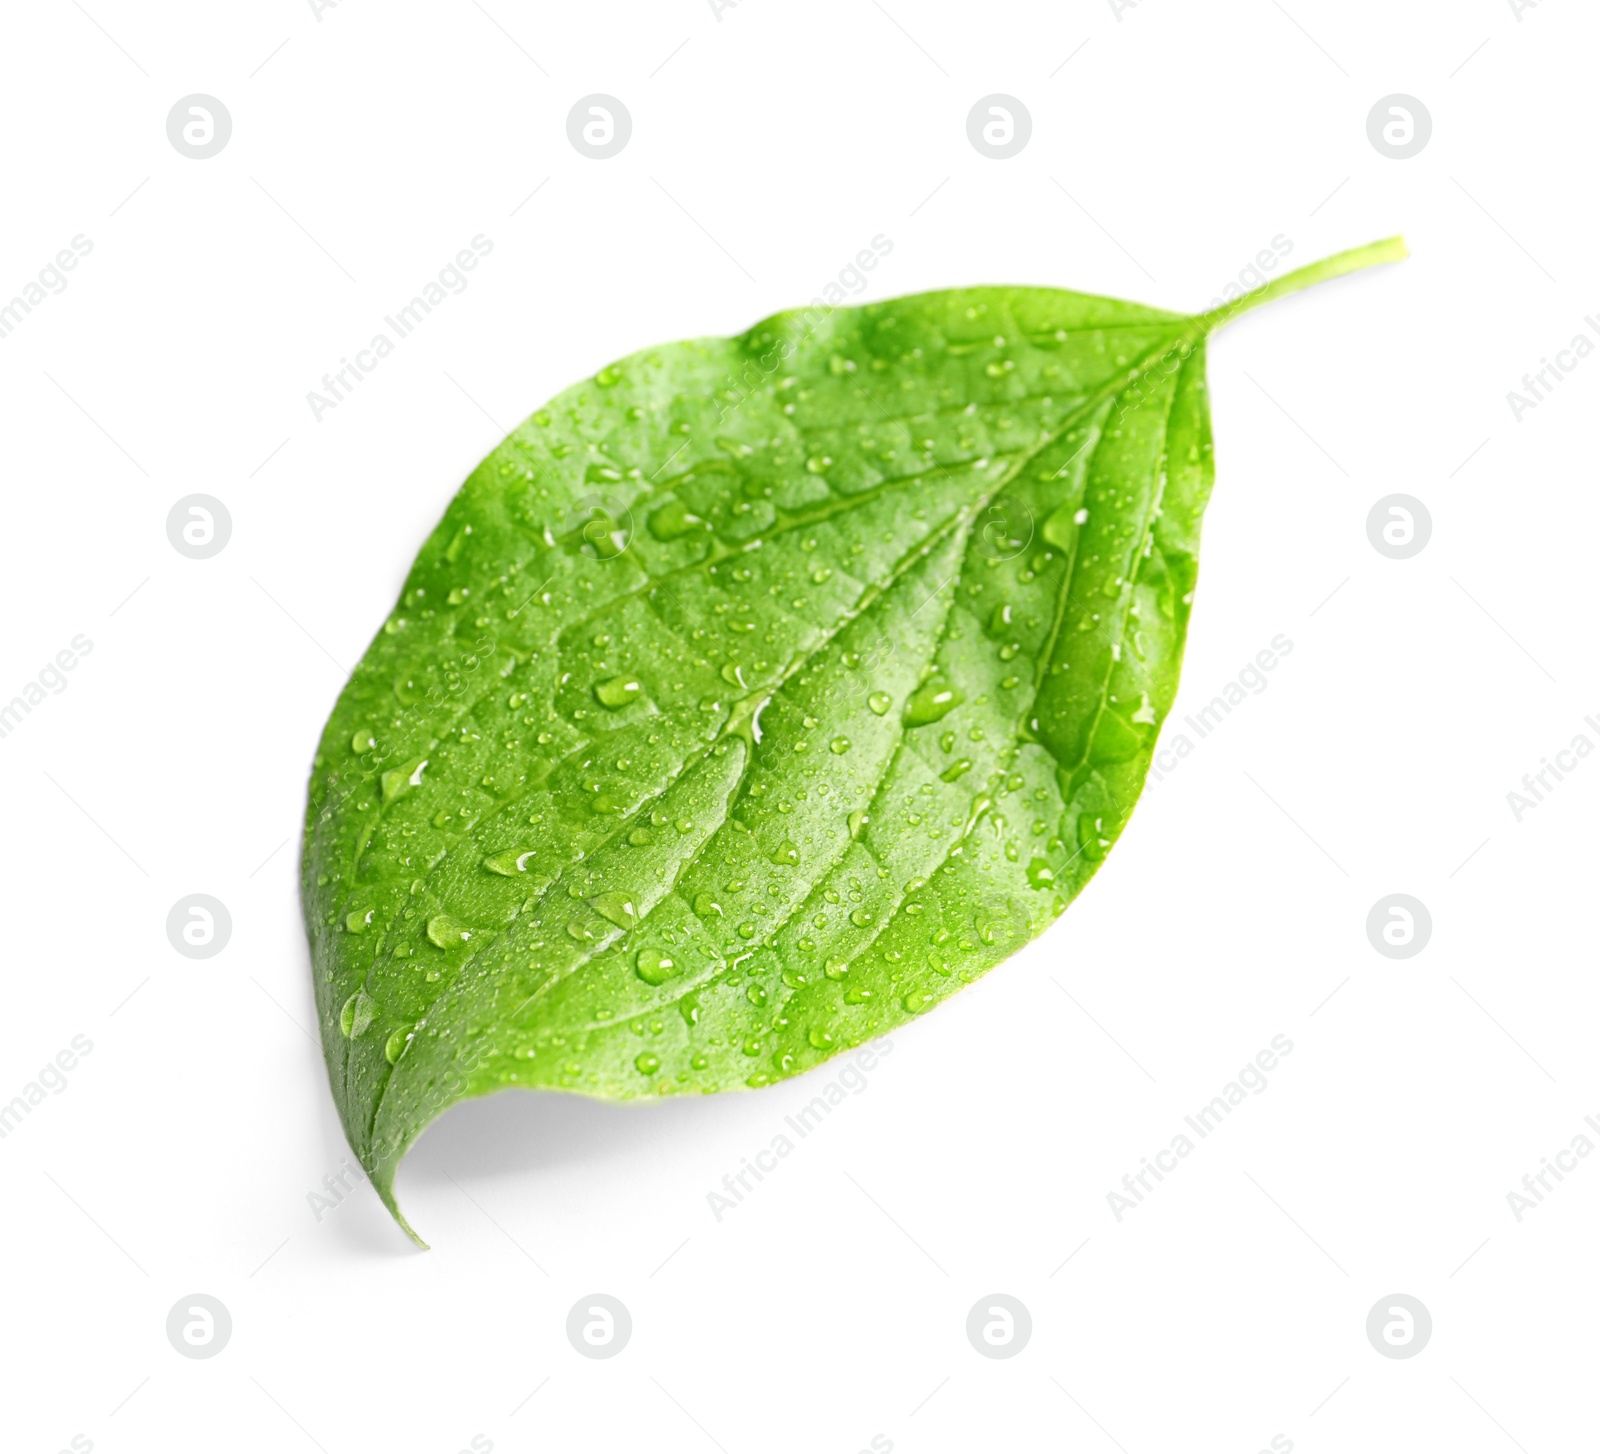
[1,2,1594,1451]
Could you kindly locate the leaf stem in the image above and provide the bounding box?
[1196,236,1408,332]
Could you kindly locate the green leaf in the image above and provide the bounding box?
[302,237,1406,1243]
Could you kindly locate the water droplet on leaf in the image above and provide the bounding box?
[339,992,375,1039]
[590,890,638,931]
[636,946,677,985]
[595,676,641,710]
[426,914,474,949]
[650,498,706,540]
[903,682,965,727]
[483,848,536,876]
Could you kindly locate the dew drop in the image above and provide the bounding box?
[339,991,375,1039]
[381,757,428,802]
[1041,503,1080,550]
[634,946,677,986]
[903,682,965,727]
[595,676,642,710]
[483,848,536,876]
[650,498,706,540]
[590,890,638,931]
[426,914,473,949]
